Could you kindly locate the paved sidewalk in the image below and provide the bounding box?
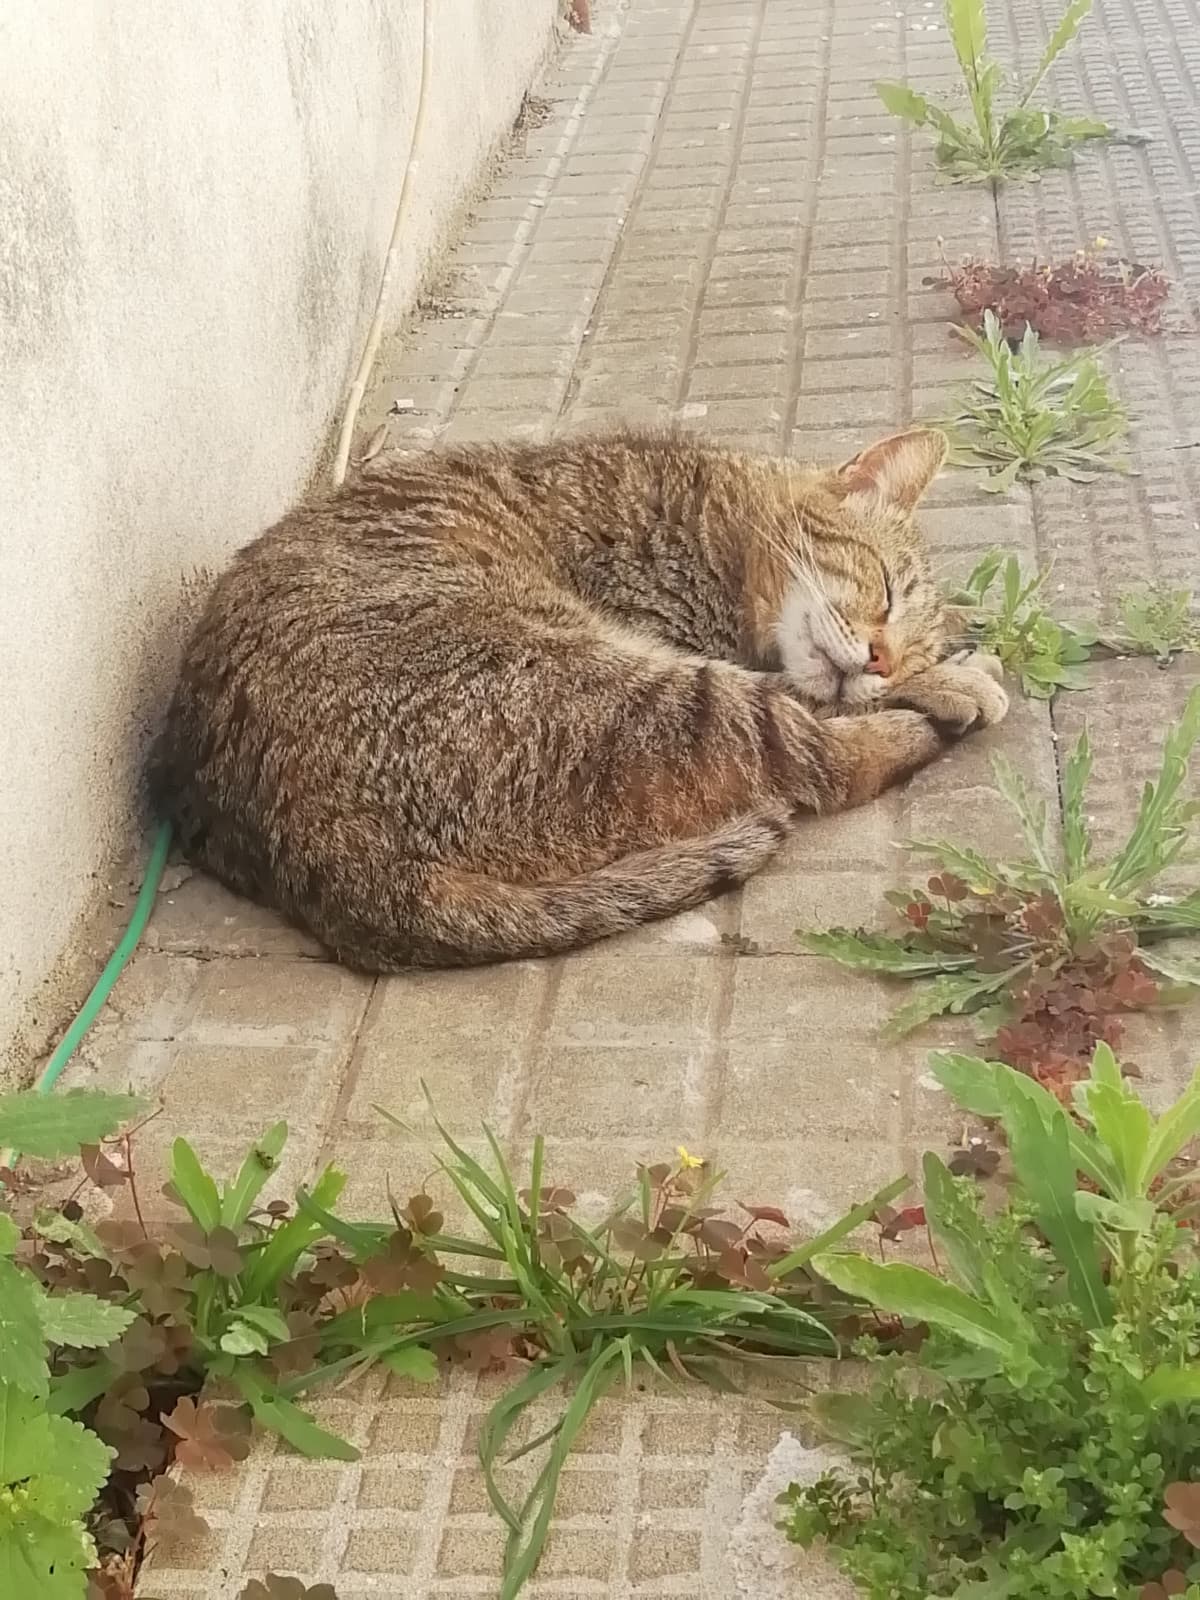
[64,0,1200,1594]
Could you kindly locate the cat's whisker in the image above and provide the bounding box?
[757,516,828,618]
[786,501,834,604]
[788,561,837,617]
[758,505,811,581]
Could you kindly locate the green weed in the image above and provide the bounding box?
[947,551,1097,697]
[876,0,1111,183]
[292,1102,890,1599]
[0,1092,368,1597]
[801,687,1200,1091]
[0,1086,893,1599]
[780,1044,1200,1599]
[1116,585,1200,664]
[943,312,1129,491]
[946,553,1200,696]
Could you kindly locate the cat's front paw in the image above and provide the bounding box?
[885,653,1009,739]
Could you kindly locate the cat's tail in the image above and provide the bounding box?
[325,807,793,969]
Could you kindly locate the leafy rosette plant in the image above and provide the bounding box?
[803,686,1200,1094]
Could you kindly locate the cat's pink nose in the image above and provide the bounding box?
[865,641,892,676]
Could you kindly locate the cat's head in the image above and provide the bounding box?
[776,429,949,708]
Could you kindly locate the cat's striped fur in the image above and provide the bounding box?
[151,428,1007,968]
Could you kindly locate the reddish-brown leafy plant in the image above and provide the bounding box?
[1,1100,375,1599]
[934,244,1170,341]
[1141,1573,1190,1600]
[1164,1482,1200,1547]
[238,1579,340,1600]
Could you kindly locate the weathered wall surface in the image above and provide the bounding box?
[0,0,560,1081]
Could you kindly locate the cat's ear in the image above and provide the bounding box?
[835,428,948,511]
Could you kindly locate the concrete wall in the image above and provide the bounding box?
[0,0,561,1080]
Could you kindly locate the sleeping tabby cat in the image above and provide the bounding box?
[151,427,1007,968]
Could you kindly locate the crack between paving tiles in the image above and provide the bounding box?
[309,970,379,1175]
[993,0,1200,834]
[1107,0,1200,318]
[671,0,770,415]
[988,0,1079,856]
[433,1,628,435]
[896,0,915,425]
[557,0,703,421]
[493,957,565,1155]
[991,0,1026,264]
[145,943,337,964]
[779,0,832,447]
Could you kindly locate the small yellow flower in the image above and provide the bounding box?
[1093,234,1110,249]
[676,1146,705,1170]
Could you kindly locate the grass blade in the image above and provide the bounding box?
[566,1312,834,1355]
[284,1308,524,1397]
[768,1176,910,1279]
[479,1356,578,1534]
[500,1342,626,1599]
[527,1135,545,1266]
[291,1187,384,1255]
[241,1164,348,1300]
[320,1290,450,1346]
[233,1367,359,1460]
[407,1091,509,1211]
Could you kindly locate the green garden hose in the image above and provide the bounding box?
[0,820,173,1171]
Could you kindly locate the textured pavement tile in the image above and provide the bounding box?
[143,872,324,960]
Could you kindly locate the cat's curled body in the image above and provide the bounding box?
[152,427,1007,969]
